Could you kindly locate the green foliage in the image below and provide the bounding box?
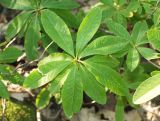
[115,97,125,121]
[133,73,160,104]
[23,70,43,89]
[0,47,23,63]
[106,19,156,72]
[6,12,31,40]
[101,0,140,25]
[0,47,24,98]
[41,9,74,56]
[0,64,24,85]
[24,8,105,117]
[0,0,36,10]
[36,89,51,109]
[62,66,83,117]
[1,0,160,120]
[23,7,133,117]
[25,15,41,60]
[0,0,80,60]
[126,48,140,72]
[40,0,79,9]
[83,59,129,96]
[138,47,160,60]
[147,28,160,51]
[76,7,102,55]
[0,80,9,99]
[79,36,128,58]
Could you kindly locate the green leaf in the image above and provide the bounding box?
[151,71,160,76]
[29,53,73,89]
[126,48,140,72]
[0,64,15,74]
[0,0,36,10]
[41,9,74,56]
[38,53,72,66]
[133,73,160,104]
[142,2,151,13]
[62,66,83,118]
[80,65,106,104]
[123,66,149,90]
[41,34,58,54]
[118,0,127,5]
[0,80,9,99]
[115,97,124,121]
[83,55,120,69]
[102,5,115,20]
[106,19,130,39]
[36,71,64,89]
[38,53,72,74]
[113,45,130,58]
[120,1,140,17]
[48,69,71,94]
[23,70,43,89]
[126,1,140,12]
[0,64,24,85]
[6,12,31,40]
[76,7,102,55]
[131,21,148,45]
[112,13,127,26]
[54,9,80,29]
[84,60,129,96]
[100,0,113,5]
[24,68,66,89]
[138,47,160,60]
[147,28,160,51]
[80,36,129,58]
[36,89,51,109]
[25,15,41,60]
[0,47,23,63]
[24,61,71,89]
[39,61,71,76]
[153,8,160,26]
[48,79,61,94]
[40,0,79,9]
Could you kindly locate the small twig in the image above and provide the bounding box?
[148,60,160,69]
[36,109,41,121]
[2,99,6,121]
[52,109,62,120]
[99,28,114,35]
[0,40,54,76]
[156,0,160,6]
[0,37,16,48]
[5,37,16,49]
[38,41,54,61]
[0,40,10,48]
[11,41,54,74]
[26,40,54,64]
[77,113,81,121]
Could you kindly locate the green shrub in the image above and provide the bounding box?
[0,0,160,120]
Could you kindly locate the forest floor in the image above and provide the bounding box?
[1,1,160,121]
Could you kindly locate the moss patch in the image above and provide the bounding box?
[0,99,36,121]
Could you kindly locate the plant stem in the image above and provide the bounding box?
[2,99,6,121]
[148,60,160,69]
